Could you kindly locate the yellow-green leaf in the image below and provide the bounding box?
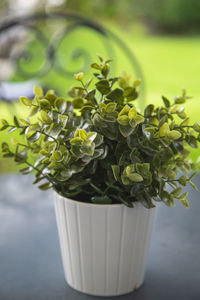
[117,115,129,126]
[39,99,51,110]
[111,165,120,181]
[20,96,31,106]
[128,107,137,119]
[79,129,87,140]
[118,104,130,116]
[34,86,43,98]
[29,106,39,117]
[167,130,181,140]
[128,172,143,182]
[180,118,190,127]
[159,122,170,137]
[41,111,52,124]
[74,72,84,81]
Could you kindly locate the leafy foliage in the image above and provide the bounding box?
[1,57,199,208]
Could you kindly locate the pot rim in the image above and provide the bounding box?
[54,191,144,208]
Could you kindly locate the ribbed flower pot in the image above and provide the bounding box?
[54,193,157,297]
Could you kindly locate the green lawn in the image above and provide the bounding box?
[1,24,200,172]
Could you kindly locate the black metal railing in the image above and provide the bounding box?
[0,12,145,105]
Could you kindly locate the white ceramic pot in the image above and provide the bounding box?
[54,193,157,297]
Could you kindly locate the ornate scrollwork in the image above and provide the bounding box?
[15,24,54,78]
[0,12,145,104]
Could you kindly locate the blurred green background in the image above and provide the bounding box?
[0,0,200,173]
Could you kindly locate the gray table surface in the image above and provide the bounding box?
[0,174,200,300]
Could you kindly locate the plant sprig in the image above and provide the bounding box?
[1,56,199,208]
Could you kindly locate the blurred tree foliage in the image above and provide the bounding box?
[135,0,200,33]
[1,0,200,33]
[66,0,200,33]
[66,0,135,20]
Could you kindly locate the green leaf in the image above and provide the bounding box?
[169,105,178,114]
[74,72,84,81]
[119,124,134,137]
[48,161,61,169]
[95,79,110,95]
[93,133,104,146]
[106,88,124,102]
[51,150,63,162]
[59,170,73,180]
[178,192,188,201]
[20,96,32,106]
[144,104,154,117]
[177,107,187,119]
[167,169,176,180]
[49,123,62,138]
[137,193,155,209]
[134,115,144,125]
[1,142,10,152]
[180,118,190,127]
[87,132,97,142]
[85,78,93,89]
[118,104,130,116]
[14,151,27,163]
[27,131,41,143]
[186,135,198,148]
[19,167,33,174]
[128,173,143,182]
[167,130,181,140]
[28,124,40,132]
[91,195,112,204]
[189,181,198,191]
[105,102,117,113]
[171,187,182,197]
[81,141,95,156]
[19,118,30,126]
[111,165,120,181]
[55,97,67,113]
[70,137,83,146]
[73,98,84,109]
[85,89,96,101]
[91,62,101,70]
[41,111,52,124]
[124,87,138,101]
[79,129,87,140]
[58,115,68,128]
[162,96,170,108]
[178,176,188,186]
[180,199,189,208]
[193,122,200,133]
[128,107,137,119]
[29,106,39,117]
[0,119,9,131]
[34,86,43,98]
[101,63,110,77]
[175,96,185,104]
[159,123,170,137]
[136,163,150,174]
[39,99,51,110]
[45,90,57,104]
[133,79,141,87]
[13,116,20,128]
[6,126,16,134]
[38,182,51,190]
[117,115,129,126]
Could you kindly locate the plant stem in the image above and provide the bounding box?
[24,160,55,185]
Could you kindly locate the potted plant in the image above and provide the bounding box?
[1,56,199,296]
